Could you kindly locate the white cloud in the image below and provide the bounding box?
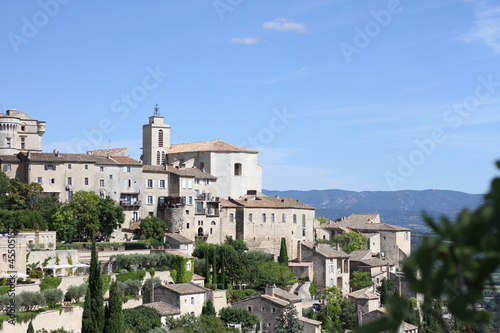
[463,2,500,53]
[230,37,259,45]
[262,18,308,33]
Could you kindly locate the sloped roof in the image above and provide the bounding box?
[272,288,302,303]
[321,213,410,232]
[299,316,322,326]
[221,196,314,210]
[0,155,21,162]
[349,250,373,262]
[165,282,208,295]
[88,148,128,156]
[301,242,349,259]
[141,302,180,315]
[143,165,217,180]
[359,258,394,267]
[168,140,258,154]
[348,286,379,300]
[403,322,419,331]
[166,233,194,244]
[260,294,289,307]
[26,152,141,166]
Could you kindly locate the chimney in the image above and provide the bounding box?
[265,285,275,297]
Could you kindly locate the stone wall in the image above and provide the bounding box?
[0,306,83,333]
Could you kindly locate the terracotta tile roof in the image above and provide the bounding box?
[165,282,208,295]
[301,242,349,259]
[168,140,258,154]
[27,152,141,166]
[260,294,290,307]
[164,250,194,259]
[166,233,194,244]
[321,213,410,232]
[109,156,142,165]
[220,196,314,210]
[403,322,418,331]
[192,274,205,280]
[88,148,128,156]
[359,258,394,267]
[348,286,379,300]
[349,250,373,262]
[219,198,239,208]
[272,288,302,303]
[141,302,180,315]
[0,155,21,162]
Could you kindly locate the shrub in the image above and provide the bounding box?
[42,288,63,308]
[64,284,86,303]
[39,277,62,291]
[0,278,5,286]
[27,269,44,278]
[116,270,146,282]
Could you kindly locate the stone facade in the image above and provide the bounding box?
[0,109,45,156]
[0,233,27,275]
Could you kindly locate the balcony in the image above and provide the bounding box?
[206,208,220,217]
[195,193,206,201]
[120,200,141,207]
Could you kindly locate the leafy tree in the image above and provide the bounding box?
[278,237,289,266]
[51,206,77,242]
[42,288,63,308]
[355,161,500,332]
[165,313,238,333]
[378,278,396,305]
[65,284,87,303]
[202,299,216,316]
[224,236,248,256]
[219,307,259,331]
[309,278,317,299]
[104,280,124,333]
[139,216,166,242]
[350,271,372,291]
[7,178,43,210]
[98,196,124,241]
[212,247,218,287]
[81,240,104,333]
[331,232,368,254]
[0,171,9,208]
[17,291,45,310]
[27,320,34,333]
[123,307,162,333]
[275,303,303,333]
[251,261,294,289]
[316,216,330,224]
[69,191,101,240]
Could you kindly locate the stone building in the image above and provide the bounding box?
[320,214,411,268]
[0,109,45,156]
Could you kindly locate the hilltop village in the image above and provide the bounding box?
[0,108,417,333]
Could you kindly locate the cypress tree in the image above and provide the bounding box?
[82,239,105,333]
[220,251,226,289]
[204,249,211,284]
[27,320,34,333]
[104,280,124,333]
[278,237,289,266]
[212,247,218,287]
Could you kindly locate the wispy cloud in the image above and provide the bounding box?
[463,1,500,53]
[230,37,259,45]
[262,18,308,33]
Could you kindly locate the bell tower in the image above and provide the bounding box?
[141,104,171,165]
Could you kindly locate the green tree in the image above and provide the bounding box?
[202,299,216,316]
[212,247,218,287]
[99,196,124,241]
[316,216,329,224]
[219,307,259,331]
[123,307,161,333]
[69,191,101,240]
[7,178,43,210]
[42,288,63,308]
[275,303,303,333]
[104,280,124,333]
[139,216,166,242]
[51,206,77,242]
[27,320,34,333]
[252,261,294,289]
[278,237,289,266]
[332,232,368,254]
[81,240,104,333]
[350,271,372,291]
[0,171,9,208]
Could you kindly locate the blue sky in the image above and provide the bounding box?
[1,0,500,194]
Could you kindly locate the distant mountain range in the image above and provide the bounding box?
[262,189,484,231]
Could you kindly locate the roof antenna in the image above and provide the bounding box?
[154,103,160,116]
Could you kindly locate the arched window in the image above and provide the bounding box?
[262,214,266,222]
[302,214,306,227]
[158,130,164,147]
[271,214,275,223]
[156,151,161,165]
[282,213,286,223]
[248,213,253,223]
[229,213,234,222]
[234,163,242,176]
[161,151,165,165]
[293,214,297,224]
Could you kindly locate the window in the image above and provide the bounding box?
[127,179,131,187]
[2,254,6,263]
[329,265,334,273]
[248,213,253,223]
[45,164,56,171]
[187,223,190,229]
[109,174,113,180]
[234,163,242,176]
[6,138,11,147]
[187,179,193,189]
[67,177,72,185]
[50,178,55,184]
[405,231,409,241]
[229,213,234,223]
[302,214,306,227]
[124,166,131,173]
[147,179,153,188]
[85,164,89,170]
[248,307,252,312]
[2,164,11,172]
[99,179,105,187]
[84,177,89,185]
[99,166,104,172]
[190,297,195,305]
[147,196,154,205]
[272,307,276,313]
[68,191,73,201]
[210,228,213,235]
[293,214,297,224]
[302,229,306,237]
[181,179,187,189]
[271,213,275,223]
[186,261,192,271]
[330,278,334,286]
[262,214,266,222]
[186,196,193,206]
[68,164,72,169]
[159,179,166,188]
[282,213,286,223]
[161,151,165,164]
[156,152,161,165]
[158,130,164,147]
[149,212,154,217]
